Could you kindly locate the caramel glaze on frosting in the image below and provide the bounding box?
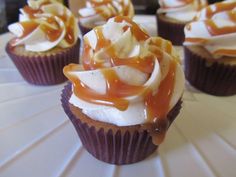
[64,16,184,145]
[78,0,134,28]
[8,0,78,52]
[184,0,236,58]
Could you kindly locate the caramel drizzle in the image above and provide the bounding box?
[21,1,75,44]
[185,37,207,43]
[213,49,236,56]
[88,0,131,20]
[205,19,236,36]
[19,21,39,39]
[40,17,63,42]
[205,2,236,19]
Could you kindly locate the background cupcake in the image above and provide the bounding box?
[156,0,207,45]
[6,0,80,85]
[184,0,236,96]
[78,0,134,35]
[61,16,184,164]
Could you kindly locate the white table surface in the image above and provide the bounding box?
[0,15,236,177]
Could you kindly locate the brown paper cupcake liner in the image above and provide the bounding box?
[61,83,182,165]
[184,46,236,96]
[156,14,185,46]
[78,22,91,36]
[6,40,80,85]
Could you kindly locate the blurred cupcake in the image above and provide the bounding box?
[78,0,134,35]
[184,0,236,96]
[6,0,80,85]
[61,16,184,164]
[156,0,207,45]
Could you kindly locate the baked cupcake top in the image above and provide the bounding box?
[64,16,184,127]
[157,0,207,22]
[184,0,236,58]
[78,0,134,28]
[8,0,78,52]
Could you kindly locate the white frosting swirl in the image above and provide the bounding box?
[8,0,78,52]
[184,0,236,58]
[78,0,134,28]
[157,0,207,22]
[64,17,184,126]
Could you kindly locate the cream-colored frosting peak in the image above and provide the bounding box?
[8,0,78,52]
[157,0,207,22]
[78,0,134,28]
[184,0,236,58]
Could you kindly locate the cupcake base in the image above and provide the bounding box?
[184,46,236,96]
[6,39,80,86]
[61,83,182,165]
[156,13,186,46]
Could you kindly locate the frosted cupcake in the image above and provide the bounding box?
[78,0,134,35]
[156,0,207,45]
[6,0,80,85]
[184,0,236,96]
[61,16,185,164]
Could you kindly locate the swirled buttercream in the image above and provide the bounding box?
[79,0,134,28]
[184,0,236,58]
[8,0,78,52]
[64,16,184,126]
[157,0,207,22]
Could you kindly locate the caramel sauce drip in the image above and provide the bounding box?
[107,47,155,74]
[23,6,43,18]
[82,43,104,70]
[94,27,111,51]
[185,37,207,43]
[228,10,236,22]
[19,21,39,38]
[214,49,236,56]
[64,65,136,111]
[39,17,62,42]
[206,2,236,19]
[114,16,149,41]
[145,60,177,120]
[65,16,75,44]
[205,20,236,36]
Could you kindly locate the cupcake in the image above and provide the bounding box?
[6,0,80,85]
[78,0,134,35]
[184,0,236,96]
[156,0,207,45]
[61,16,185,164]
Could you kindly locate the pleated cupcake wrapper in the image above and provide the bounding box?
[156,14,185,46]
[61,83,182,165]
[6,40,80,85]
[78,22,92,36]
[184,46,236,96]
